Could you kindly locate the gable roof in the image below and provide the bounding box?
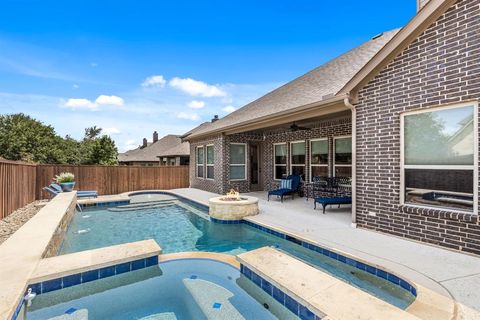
[184,29,399,139]
[118,135,189,163]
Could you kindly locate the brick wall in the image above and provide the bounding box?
[355,0,480,255]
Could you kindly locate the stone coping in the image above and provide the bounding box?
[30,240,161,283]
[159,251,240,268]
[77,194,130,205]
[238,247,420,320]
[239,247,456,320]
[209,196,259,205]
[0,192,77,320]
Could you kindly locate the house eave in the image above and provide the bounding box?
[185,94,348,141]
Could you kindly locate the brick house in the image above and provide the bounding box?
[183,0,480,255]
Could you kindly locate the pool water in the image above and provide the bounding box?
[59,198,415,309]
[28,259,297,320]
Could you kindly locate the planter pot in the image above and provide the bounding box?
[59,182,76,192]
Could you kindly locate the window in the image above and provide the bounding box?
[334,137,352,177]
[230,143,246,180]
[310,139,328,180]
[290,141,306,180]
[273,143,287,180]
[196,146,204,178]
[402,103,478,213]
[206,144,214,180]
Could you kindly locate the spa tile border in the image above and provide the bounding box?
[209,217,243,224]
[27,256,158,296]
[241,265,322,320]
[241,220,417,297]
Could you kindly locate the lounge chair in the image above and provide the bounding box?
[44,185,98,198]
[267,175,301,202]
[314,196,352,214]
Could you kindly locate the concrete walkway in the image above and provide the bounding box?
[171,188,480,319]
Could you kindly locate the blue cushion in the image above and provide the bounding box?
[280,179,292,190]
[314,197,352,205]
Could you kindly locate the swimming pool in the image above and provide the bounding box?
[27,259,297,320]
[60,195,415,309]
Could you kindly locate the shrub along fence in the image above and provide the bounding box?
[0,160,190,219]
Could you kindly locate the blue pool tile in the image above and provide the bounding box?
[366,265,376,275]
[337,255,347,264]
[387,273,400,285]
[376,269,388,280]
[251,272,262,287]
[328,251,338,260]
[65,307,77,315]
[145,256,158,267]
[400,279,411,292]
[242,266,252,279]
[261,279,273,295]
[29,283,42,295]
[131,259,146,271]
[285,294,299,315]
[62,274,81,288]
[115,262,131,274]
[81,270,99,283]
[212,302,222,309]
[272,286,285,304]
[99,266,116,279]
[321,248,330,256]
[190,275,198,279]
[345,257,356,267]
[299,305,316,320]
[411,286,417,296]
[355,261,367,271]
[42,278,62,293]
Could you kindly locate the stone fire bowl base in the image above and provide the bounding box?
[208,196,259,221]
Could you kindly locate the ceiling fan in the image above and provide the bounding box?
[290,122,311,131]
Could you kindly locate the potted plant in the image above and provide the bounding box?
[55,172,76,192]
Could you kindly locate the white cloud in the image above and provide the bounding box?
[90,62,98,67]
[95,95,124,106]
[188,100,205,109]
[103,127,121,135]
[72,84,79,89]
[177,112,200,121]
[169,77,226,97]
[222,105,236,113]
[142,75,167,88]
[64,98,97,110]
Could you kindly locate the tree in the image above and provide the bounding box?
[0,113,65,163]
[0,113,118,165]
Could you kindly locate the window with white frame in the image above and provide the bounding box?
[290,141,306,179]
[230,143,246,180]
[334,137,352,177]
[310,139,328,180]
[273,143,287,180]
[206,144,214,180]
[196,146,204,178]
[402,103,477,213]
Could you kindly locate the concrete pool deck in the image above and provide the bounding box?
[170,187,480,319]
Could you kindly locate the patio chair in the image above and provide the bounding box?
[267,175,301,202]
[44,185,98,198]
[313,177,352,213]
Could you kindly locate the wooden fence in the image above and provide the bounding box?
[0,161,190,218]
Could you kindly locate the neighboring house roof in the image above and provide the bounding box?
[118,135,190,163]
[183,29,399,139]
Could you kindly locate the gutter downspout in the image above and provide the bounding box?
[344,96,357,228]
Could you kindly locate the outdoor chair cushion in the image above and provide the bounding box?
[280,179,292,190]
[314,196,352,214]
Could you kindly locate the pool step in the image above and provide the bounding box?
[183,278,245,320]
[107,201,177,212]
[139,312,177,320]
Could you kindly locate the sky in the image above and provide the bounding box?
[0,0,415,152]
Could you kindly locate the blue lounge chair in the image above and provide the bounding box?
[44,185,98,198]
[314,196,352,214]
[267,175,301,202]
